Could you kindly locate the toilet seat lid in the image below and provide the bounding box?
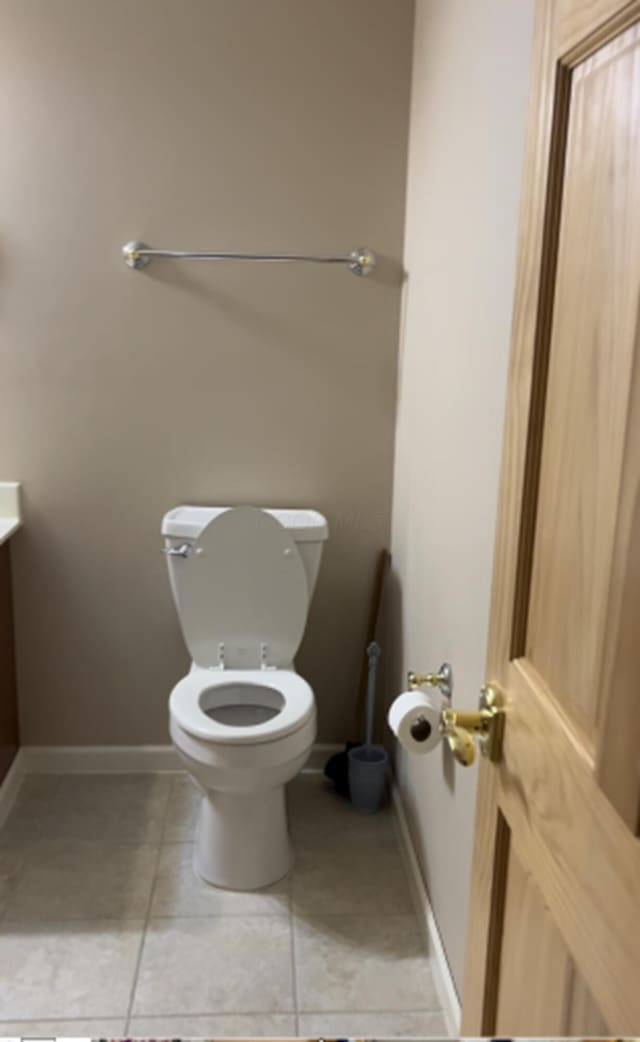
[178,506,309,669]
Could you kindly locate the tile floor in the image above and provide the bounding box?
[0,771,447,1037]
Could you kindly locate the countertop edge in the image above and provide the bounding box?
[0,517,21,546]
[0,482,22,545]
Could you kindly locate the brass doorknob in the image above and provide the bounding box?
[440,683,506,766]
[443,722,476,766]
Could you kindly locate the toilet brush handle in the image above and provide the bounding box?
[365,642,381,747]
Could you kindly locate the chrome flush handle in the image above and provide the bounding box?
[161,543,192,558]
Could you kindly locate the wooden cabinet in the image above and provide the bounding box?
[0,542,19,782]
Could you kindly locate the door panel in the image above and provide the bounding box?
[526,22,640,738]
[565,971,609,1036]
[495,844,572,1035]
[462,0,640,1033]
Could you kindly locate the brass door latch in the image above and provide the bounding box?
[407,671,506,767]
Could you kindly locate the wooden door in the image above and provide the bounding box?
[461,0,640,1034]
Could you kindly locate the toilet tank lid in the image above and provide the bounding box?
[162,505,329,542]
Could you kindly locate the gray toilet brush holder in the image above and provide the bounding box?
[348,744,388,814]
[348,641,388,814]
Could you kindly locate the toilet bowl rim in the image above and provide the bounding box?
[169,712,316,771]
[169,667,315,745]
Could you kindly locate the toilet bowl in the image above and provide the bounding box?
[162,504,328,890]
[170,667,316,889]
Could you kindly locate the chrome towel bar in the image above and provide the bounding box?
[122,241,375,277]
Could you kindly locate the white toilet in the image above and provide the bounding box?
[162,503,328,890]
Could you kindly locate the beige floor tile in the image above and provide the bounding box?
[0,920,144,1020]
[298,1009,449,1036]
[151,843,290,917]
[132,916,295,1015]
[0,850,24,916]
[287,775,398,849]
[128,1013,297,1036]
[50,775,171,844]
[0,776,61,844]
[0,773,447,1032]
[163,775,201,842]
[0,1019,125,1036]
[292,845,413,916]
[5,843,158,921]
[2,775,171,846]
[294,914,438,1012]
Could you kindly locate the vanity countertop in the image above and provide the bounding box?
[0,482,21,546]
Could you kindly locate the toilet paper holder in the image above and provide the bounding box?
[407,667,505,766]
[407,662,453,699]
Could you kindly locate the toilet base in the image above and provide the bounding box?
[194,785,291,890]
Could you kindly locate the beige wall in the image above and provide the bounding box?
[0,0,414,745]
[388,0,534,992]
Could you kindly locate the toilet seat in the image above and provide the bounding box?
[170,668,314,744]
[177,506,309,670]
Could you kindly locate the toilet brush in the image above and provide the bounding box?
[324,549,390,796]
[347,641,388,813]
[364,640,380,746]
[322,642,380,797]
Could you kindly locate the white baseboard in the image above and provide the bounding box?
[0,749,25,829]
[0,741,340,835]
[17,741,342,775]
[391,781,461,1036]
[20,744,182,773]
[303,742,342,772]
[0,739,341,847]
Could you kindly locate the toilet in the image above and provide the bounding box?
[162,504,328,890]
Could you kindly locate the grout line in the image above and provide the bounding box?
[2,908,421,925]
[295,1006,445,1015]
[110,1005,444,1023]
[126,1004,300,1012]
[125,1008,299,1019]
[123,775,174,1033]
[290,1007,442,1013]
[0,1010,302,1023]
[144,913,291,921]
[0,1019,129,1031]
[0,910,296,926]
[125,1009,298,1019]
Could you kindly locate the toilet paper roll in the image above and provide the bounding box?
[387,690,441,754]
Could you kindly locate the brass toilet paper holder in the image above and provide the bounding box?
[407,666,505,766]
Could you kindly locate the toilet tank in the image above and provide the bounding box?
[161,505,329,601]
